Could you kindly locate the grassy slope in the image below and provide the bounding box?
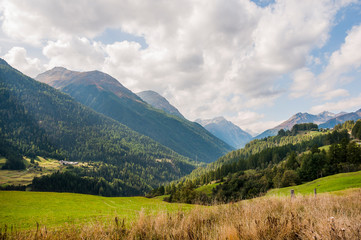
[194,182,221,196]
[0,191,194,229]
[266,171,361,197]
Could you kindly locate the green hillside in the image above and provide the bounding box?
[0,58,196,196]
[0,191,193,229]
[36,68,233,163]
[194,182,221,196]
[160,122,360,204]
[186,129,331,180]
[266,171,361,196]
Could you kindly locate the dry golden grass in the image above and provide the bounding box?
[2,189,361,240]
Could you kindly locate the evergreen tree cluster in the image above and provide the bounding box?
[352,120,361,140]
[159,127,361,204]
[278,123,318,137]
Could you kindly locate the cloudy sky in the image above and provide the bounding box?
[1,0,361,135]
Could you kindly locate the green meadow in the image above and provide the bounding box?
[194,182,221,196]
[0,191,194,230]
[266,170,361,197]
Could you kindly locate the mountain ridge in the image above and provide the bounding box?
[319,109,361,129]
[254,111,342,139]
[196,117,252,149]
[136,90,184,119]
[36,67,233,163]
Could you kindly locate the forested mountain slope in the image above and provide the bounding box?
[0,58,197,195]
[36,68,233,163]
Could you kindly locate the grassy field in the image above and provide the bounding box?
[0,157,90,186]
[0,191,194,230]
[3,189,361,239]
[266,170,361,197]
[194,182,220,196]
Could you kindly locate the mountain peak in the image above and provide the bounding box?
[36,68,142,101]
[196,116,251,149]
[51,66,69,72]
[137,90,184,118]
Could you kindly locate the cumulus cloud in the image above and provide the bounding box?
[43,37,105,71]
[289,68,316,98]
[317,23,361,93]
[0,0,358,132]
[290,22,361,100]
[3,47,45,77]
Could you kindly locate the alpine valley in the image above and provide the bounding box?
[36,67,233,163]
[1,59,361,239]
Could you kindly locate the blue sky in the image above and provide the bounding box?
[1,0,361,134]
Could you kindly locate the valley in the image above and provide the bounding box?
[1,59,361,239]
[1,2,361,239]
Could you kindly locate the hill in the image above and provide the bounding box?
[160,123,360,204]
[319,109,361,129]
[0,58,197,195]
[36,68,232,163]
[254,111,341,139]
[196,117,252,149]
[136,90,184,118]
[266,170,361,196]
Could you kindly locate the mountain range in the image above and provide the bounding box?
[36,67,233,163]
[134,91,252,150]
[254,110,360,139]
[196,117,252,149]
[319,109,361,129]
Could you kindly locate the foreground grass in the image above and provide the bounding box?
[266,170,361,197]
[0,191,193,229]
[2,189,361,239]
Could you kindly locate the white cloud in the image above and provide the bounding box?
[310,94,361,114]
[0,0,358,132]
[43,37,105,71]
[289,68,315,98]
[3,47,45,77]
[290,22,361,101]
[317,23,361,93]
[228,111,283,134]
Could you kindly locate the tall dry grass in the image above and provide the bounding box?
[2,189,361,240]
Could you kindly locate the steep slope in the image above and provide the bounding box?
[196,117,252,149]
[36,68,233,163]
[319,109,361,129]
[137,90,184,118]
[0,58,196,195]
[254,111,339,139]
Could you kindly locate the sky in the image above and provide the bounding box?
[1,0,361,135]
